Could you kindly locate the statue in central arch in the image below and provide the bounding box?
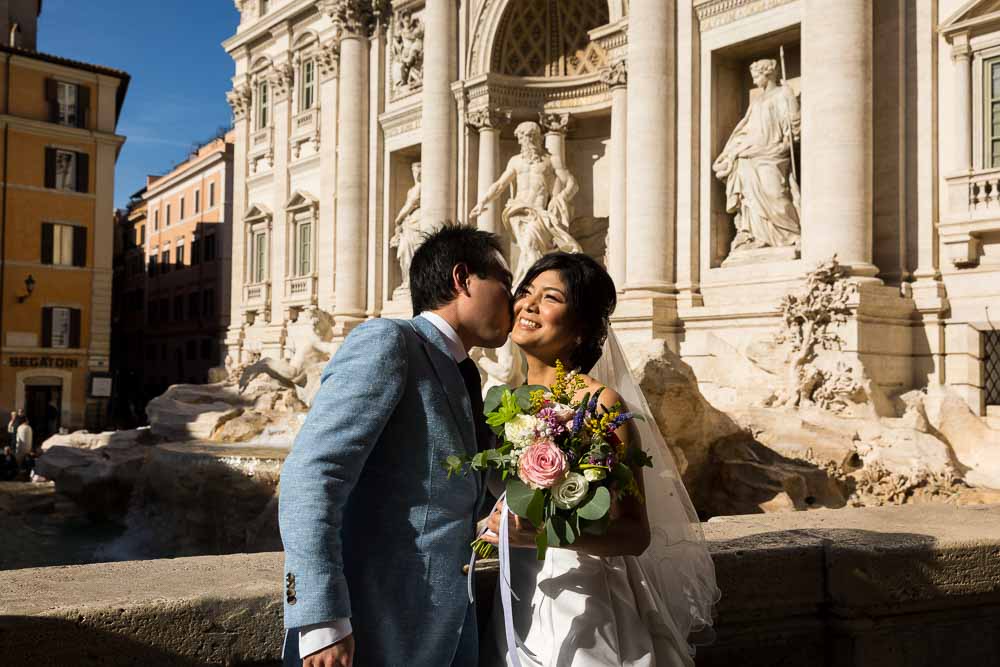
[470,120,582,285]
[713,58,801,255]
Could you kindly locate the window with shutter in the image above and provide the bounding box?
[45,79,59,123]
[209,182,216,208]
[50,307,71,348]
[51,150,77,191]
[77,86,90,129]
[69,309,81,348]
[41,308,53,347]
[41,223,54,264]
[55,81,79,127]
[75,152,89,193]
[72,226,87,267]
[44,147,56,188]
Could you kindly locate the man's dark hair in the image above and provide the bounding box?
[409,224,507,315]
[515,252,617,373]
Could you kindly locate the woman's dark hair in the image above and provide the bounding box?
[516,252,617,373]
[409,224,508,315]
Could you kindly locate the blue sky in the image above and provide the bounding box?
[38,1,240,207]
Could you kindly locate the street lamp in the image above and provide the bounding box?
[16,275,35,303]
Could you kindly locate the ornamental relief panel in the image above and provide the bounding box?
[492,0,610,78]
[390,9,424,99]
[695,0,799,32]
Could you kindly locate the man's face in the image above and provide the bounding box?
[456,252,513,349]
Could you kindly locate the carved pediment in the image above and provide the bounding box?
[942,0,1000,37]
[244,203,273,224]
[285,190,319,212]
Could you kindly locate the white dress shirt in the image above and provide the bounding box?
[296,312,467,660]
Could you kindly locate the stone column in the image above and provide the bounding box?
[539,112,570,164]
[327,2,374,335]
[224,78,252,360]
[601,60,628,290]
[952,33,973,173]
[420,0,457,231]
[467,107,508,235]
[801,0,878,277]
[317,40,340,314]
[269,56,294,327]
[625,0,675,294]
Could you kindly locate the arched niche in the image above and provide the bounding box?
[468,0,623,78]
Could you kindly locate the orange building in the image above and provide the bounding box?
[139,132,234,396]
[0,5,130,439]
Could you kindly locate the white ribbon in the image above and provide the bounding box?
[498,497,524,667]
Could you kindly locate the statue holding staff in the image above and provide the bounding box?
[713,57,801,254]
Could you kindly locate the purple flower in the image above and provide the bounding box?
[609,412,633,433]
[572,408,586,434]
[537,407,568,438]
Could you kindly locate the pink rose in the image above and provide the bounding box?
[518,441,569,490]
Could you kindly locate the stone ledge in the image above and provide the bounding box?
[2,505,1000,666]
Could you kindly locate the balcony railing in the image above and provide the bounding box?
[284,274,317,304]
[943,168,1000,267]
[243,281,271,308]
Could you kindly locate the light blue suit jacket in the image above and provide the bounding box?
[279,317,482,666]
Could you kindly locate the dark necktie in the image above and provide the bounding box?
[458,358,489,451]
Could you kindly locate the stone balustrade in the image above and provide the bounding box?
[3,504,1000,666]
[943,168,1000,266]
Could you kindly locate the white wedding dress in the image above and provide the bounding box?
[482,333,719,667]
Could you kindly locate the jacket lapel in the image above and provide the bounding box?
[408,318,478,459]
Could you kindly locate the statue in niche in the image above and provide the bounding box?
[390,162,422,289]
[390,10,424,91]
[470,121,582,285]
[713,58,801,255]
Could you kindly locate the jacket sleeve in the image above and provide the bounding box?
[279,318,409,628]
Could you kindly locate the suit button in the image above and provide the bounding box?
[288,595,297,605]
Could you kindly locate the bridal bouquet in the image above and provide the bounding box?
[444,361,653,559]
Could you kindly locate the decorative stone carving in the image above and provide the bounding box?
[226,84,252,120]
[316,40,340,79]
[538,111,570,135]
[466,107,510,131]
[389,162,422,289]
[696,0,798,32]
[270,62,295,101]
[768,258,857,411]
[320,0,380,38]
[713,58,801,256]
[470,121,582,284]
[390,10,423,93]
[600,58,628,89]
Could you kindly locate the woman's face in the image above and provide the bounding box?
[512,270,577,362]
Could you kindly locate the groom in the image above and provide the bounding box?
[279,225,513,667]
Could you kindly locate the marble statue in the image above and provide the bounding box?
[472,341,525,396]
[713,58,801,254]
[470,121,582,284]
[391,10,424,91]
[389,162,422,288]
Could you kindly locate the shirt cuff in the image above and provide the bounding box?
[299,618,353,658]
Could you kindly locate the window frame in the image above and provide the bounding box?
[55,81,79,127]
[300,58,316,112]
[256,80,270,130]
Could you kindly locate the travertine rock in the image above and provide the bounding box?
[34,431,153,518]
[921,385,1000,489]
[146,384,244,441]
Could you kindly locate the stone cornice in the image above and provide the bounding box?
[694,0,798,32]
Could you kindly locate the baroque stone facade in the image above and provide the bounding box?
[223,0,1000,421]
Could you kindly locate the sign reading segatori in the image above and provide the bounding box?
[7,357,79,368]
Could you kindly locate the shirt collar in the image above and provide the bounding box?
[418,312,468,363]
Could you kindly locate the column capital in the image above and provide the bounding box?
[269,61,295,101]
[600,58,628,89]
[320,0,388,39]
[226,84,252,120]
[950,31,972,61]
[317,39,341,80]
[467,107,511,131]
[538,111,570,135]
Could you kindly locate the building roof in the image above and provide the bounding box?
[0,43,131,122]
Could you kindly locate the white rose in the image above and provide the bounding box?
[583,468,607,482]
[552,472,590,510]
[504,414,539,448]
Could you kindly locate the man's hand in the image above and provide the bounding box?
[481,500,537,548]
[304,633,354,667]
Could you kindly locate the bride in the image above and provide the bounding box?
[479,252,719,667]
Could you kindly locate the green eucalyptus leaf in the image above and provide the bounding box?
[577,486,611,520]
[580,512,611,536]
[546,516,562,547]
[525,489,545,527]
[550,514,576,545]
[513,384,548,411]
[484,385,509,415]
[506,479,537,518]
